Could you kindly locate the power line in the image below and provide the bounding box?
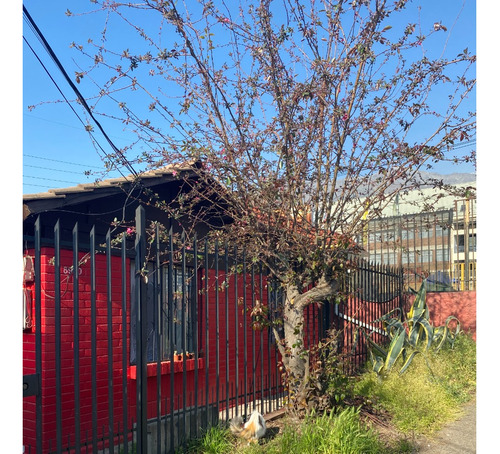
[23,36,89,135]
[23,35,116,173]
[24,182,64,190]
[24,164,95,175]
[23,5,139,181]
[449,140,476,151]
[24,113,86,131]
[24,175,82,185]
[24,154,106,170]
[24,112,130,144]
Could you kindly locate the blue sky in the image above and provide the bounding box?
[7,3,500,450]
[23,1,135,193]
[22,0,477,194]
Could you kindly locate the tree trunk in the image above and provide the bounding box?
[276,276,339,402]
[283,290,308,382]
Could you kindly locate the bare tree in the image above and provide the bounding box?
[66,0,475,396]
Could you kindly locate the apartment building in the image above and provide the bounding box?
[359,178,476,291]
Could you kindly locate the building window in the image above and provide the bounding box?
[421,227,433,239]
[468,234,477,252]
[383,231,395,242]
[436,248,450,262]
[402,229,415,240]
[403,251,415,264]
[420,250,433,263]
[454,234,476,253]
[435,225,448,237]
[385,251,397,265]
[130,263,196,365]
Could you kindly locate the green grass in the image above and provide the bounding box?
[256,407,384,454]
[181,425,234,454]
[178,332,476,452]
[431,331,477,402]
[180,407,386,454]
[355,332,476,435]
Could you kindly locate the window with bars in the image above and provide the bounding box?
[130,263,196,364]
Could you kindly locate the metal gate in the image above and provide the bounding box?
[22,206,287,453]
[333,258,406,372]
[23,205,405,452]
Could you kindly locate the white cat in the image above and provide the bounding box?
[230,410,267,443]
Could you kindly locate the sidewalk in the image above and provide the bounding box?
[415,399,476,453]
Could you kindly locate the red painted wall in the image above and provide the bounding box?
[204,268,279,407]
[23,249,291,452]
[23,247,132,453]
[425,291,476,340]
[335,296,405,367]
[337,291,476,366]
[402,291,476,341]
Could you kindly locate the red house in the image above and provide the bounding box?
[22,165,329,453]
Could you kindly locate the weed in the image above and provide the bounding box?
[181,425,233,454]
[355,332,476,436]
[178,333,475,452]
[242,408,384,454]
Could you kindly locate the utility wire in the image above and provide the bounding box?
[24,175,81,185]
[24,36,90,139]
[23,5,139,180]
[24,183,67,190]
[24,154,106,170]
[449,140,476,151]
[24,164,97,175]
[23,4,148,219]
[23,35,122,177]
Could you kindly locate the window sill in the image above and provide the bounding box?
[130,358,204,379]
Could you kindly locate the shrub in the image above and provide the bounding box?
[284,328,355,416]
[355,332,476,435]
[354,280,462,377]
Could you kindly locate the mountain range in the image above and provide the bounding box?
[417,171,476,185]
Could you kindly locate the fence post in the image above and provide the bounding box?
[73,222,81,453]
[106,230,115,453]
[135,205,148,453]
[54,220,62,453]
[398,264,405,318]
[121,232,129,454]
[34,217,43,454]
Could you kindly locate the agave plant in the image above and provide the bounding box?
[354,280,461,376]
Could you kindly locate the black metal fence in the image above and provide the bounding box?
[333,258,406,372]
[359,203,477,292]
[359,210,454,291]
[22,206,404,453]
